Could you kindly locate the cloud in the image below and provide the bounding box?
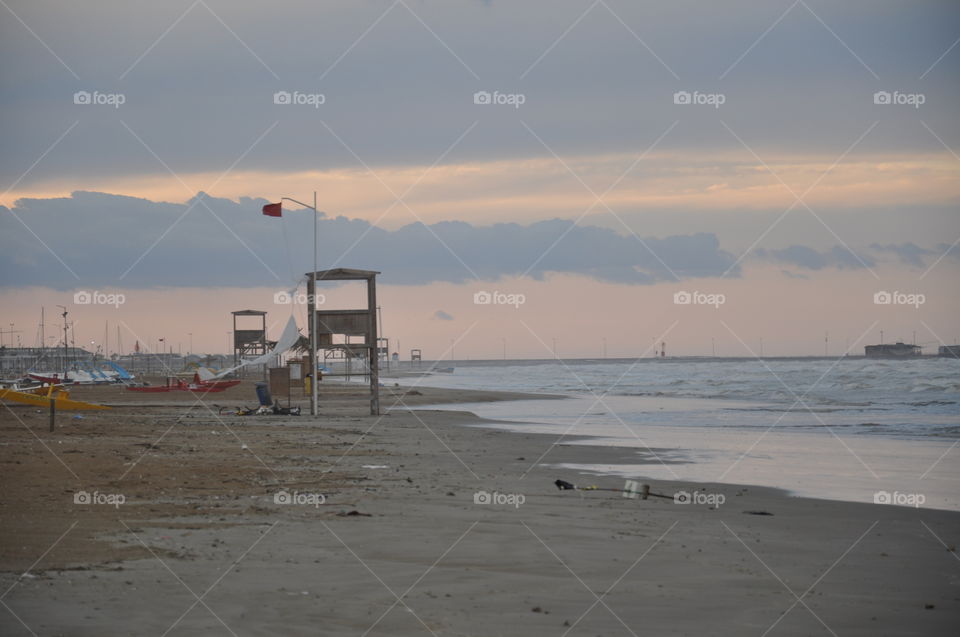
[755,245,875,271]
[934,242,960,262]
[827,245,874,270]
[1,1,957,189]
[870,242,933,268]
[433,310,454,321]
[0,191,741,289]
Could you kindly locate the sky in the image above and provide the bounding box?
[1,0,958,358]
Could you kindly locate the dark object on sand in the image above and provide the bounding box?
[255,382,272,407]
[743,510,773,516]
[214,382,301,415]
[337,510,372,517]
[217,401,301,416]
[554,478,673,500]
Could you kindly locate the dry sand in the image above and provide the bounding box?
[1,380,957,636]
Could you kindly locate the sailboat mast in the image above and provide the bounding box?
[57,305,68,377]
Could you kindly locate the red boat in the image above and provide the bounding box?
[126,377,232,393]
[192,373,241,390]
[125,384,178,393]
[28,373,75,385]
[185,383,230,393]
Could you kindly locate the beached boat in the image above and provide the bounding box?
[124,384,180,393]
[125,376,233,393]
[0,385,110,410]
[192,373,241,390]
[28,361,134,385]
[29,372,81,385]
[1,378,49,392]
[126,384,228,393]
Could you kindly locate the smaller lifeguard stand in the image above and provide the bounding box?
[232,310,268,377]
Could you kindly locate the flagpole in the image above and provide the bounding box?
[274,194,320,417]
[311,191,318,417]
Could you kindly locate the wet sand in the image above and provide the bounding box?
[1,380,957,635]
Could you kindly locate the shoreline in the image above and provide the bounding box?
[1,382,958,635]
[403,389,960,513]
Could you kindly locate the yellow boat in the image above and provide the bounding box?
[0,385,111,411]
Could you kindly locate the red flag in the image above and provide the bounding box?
[262,202,282,217]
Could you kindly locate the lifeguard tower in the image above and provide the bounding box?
[231,310,271,377]
[306,268,380,415]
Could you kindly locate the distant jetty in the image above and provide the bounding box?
[864,342,921,358]
[939,345,960,358]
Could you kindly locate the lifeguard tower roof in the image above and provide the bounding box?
[307,268,380,281]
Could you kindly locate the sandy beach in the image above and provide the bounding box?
[4,0,958,634]
[0,380,957,636]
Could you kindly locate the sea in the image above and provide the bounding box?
[390,357,960,511]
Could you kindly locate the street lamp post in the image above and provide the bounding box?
[275,193,319,417]
[57,305,68,377]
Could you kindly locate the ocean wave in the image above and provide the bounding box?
[410,358,960,440]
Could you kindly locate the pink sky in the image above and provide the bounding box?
[3,261,955,359]
[2,147,958,359]
[2,0,958,360]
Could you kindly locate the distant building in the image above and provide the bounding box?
[938,345,960,358]
[0,346,92,375]
[0,346,208,376]
[864,342,921,358]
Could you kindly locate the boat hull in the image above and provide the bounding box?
[126,383,230,393]
[0,387,110,411]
